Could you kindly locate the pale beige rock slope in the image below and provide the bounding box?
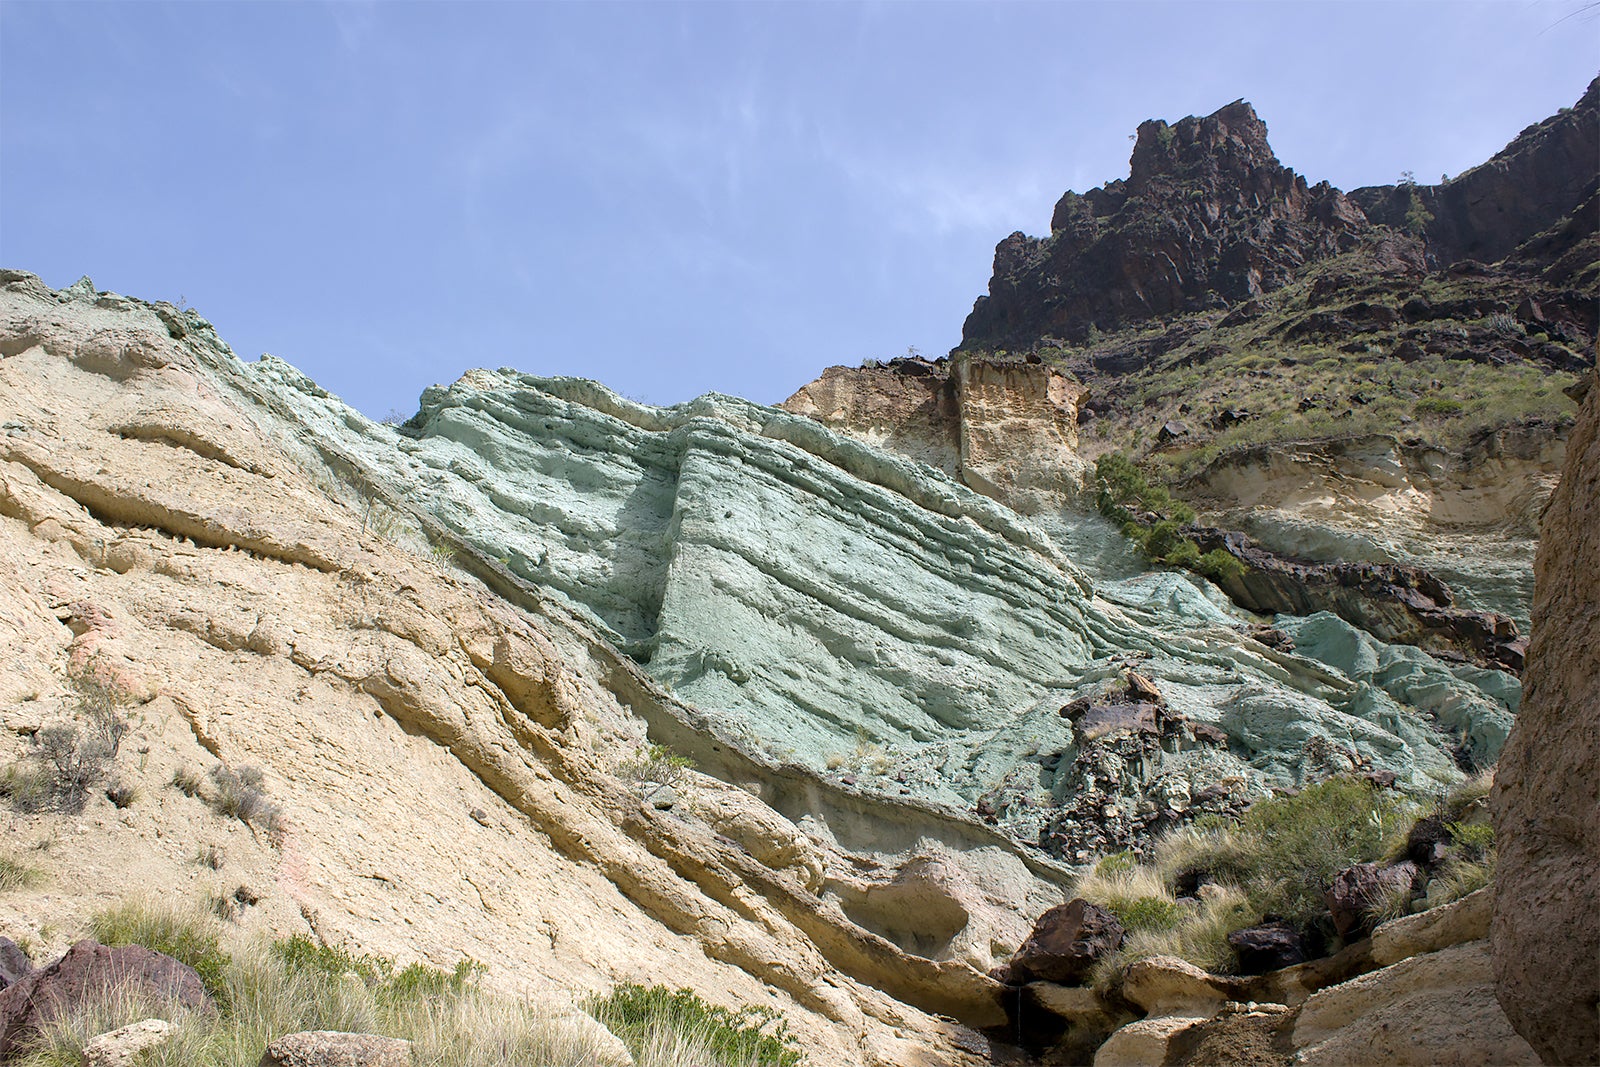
[0,272,1078,1065]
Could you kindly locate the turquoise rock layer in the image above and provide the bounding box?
[245,362,1519,839]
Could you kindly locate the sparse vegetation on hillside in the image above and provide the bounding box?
[1069,773,1497,986]
[1,673,134,815]
[588,983,802,1067]
[1094,452,1245,583]
[18,898,801,1067]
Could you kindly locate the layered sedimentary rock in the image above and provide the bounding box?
[0,271,1537,1062]
[1493,367,1600,1065]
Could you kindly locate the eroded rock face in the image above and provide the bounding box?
[1351,76,1599,268]
[780,355,1087,511]
[1493,367,1600,1065]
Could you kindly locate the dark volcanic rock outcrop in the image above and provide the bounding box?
[0,940,211,1058]
[963,79,1599,357]
[961,100,1371,349]
[1189,526,1526,674]
[1492,368,1600,1066]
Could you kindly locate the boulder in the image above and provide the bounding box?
[81,1018,177,1067]
[0,940,210,1059]
[1007,899,1124,985]
[1092,1015,1206,1067]
[1226,920,1307,975]
[1325,861,1419,939]
[258,1031,412,1067]
[0,940,31,992]
[1493,366,1600,1066]
[1119,955,1242,1018]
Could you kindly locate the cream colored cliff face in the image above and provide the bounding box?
[1178,428,1565,625]
[781,358,1087,513]
[0,274,1067,1066]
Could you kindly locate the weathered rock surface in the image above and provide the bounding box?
[0,267,1552,1063]
[1226,920,1306,976]
[1325,861,1419,940]
[1291,940,1537,1067]
[1189,525,1526,673]
[1351,76,1599,268]
[81,1018,177,1067]
[1493,366,1600,1066]
[0,942,30,992]
[0,940,209,1059]
[257,1031,410,1067]
[0,271,1041,1064]
[1372,885,1490,967]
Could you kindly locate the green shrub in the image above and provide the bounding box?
[1234,777,1414,925]
[588,983,801,1067]
[1414,397,1464,416]
[269,935,484,1006]
[1194,548,1247,584]
[616,744,696,789]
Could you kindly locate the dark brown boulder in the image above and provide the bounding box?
[1325,862,1419,940]
[1227,920,1307,975]
[0,939,211,1058]
[1009,898,1125,985]
[0,942,30,993]
[1493,367,1600,1066]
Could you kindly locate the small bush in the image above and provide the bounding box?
[1193,548,1247,584]
[172,766,204,797]
[616,744,696,789]
[208,765,285,834]
[6,676,133,814]
[1415,397,1464,416]
[588,983,801,1067]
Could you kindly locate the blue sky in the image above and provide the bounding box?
[2,2,1595,418]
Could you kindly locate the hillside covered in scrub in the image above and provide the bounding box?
[0,80,1595,1067]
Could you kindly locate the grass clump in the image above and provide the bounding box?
[1074,776,1418,984]
[0,853,44,892]
[588,983,802,1067]
[90,898,233,1004]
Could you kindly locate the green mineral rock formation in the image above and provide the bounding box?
[238,358,1516,858]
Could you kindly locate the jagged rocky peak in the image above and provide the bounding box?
[965,97,1379,349]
